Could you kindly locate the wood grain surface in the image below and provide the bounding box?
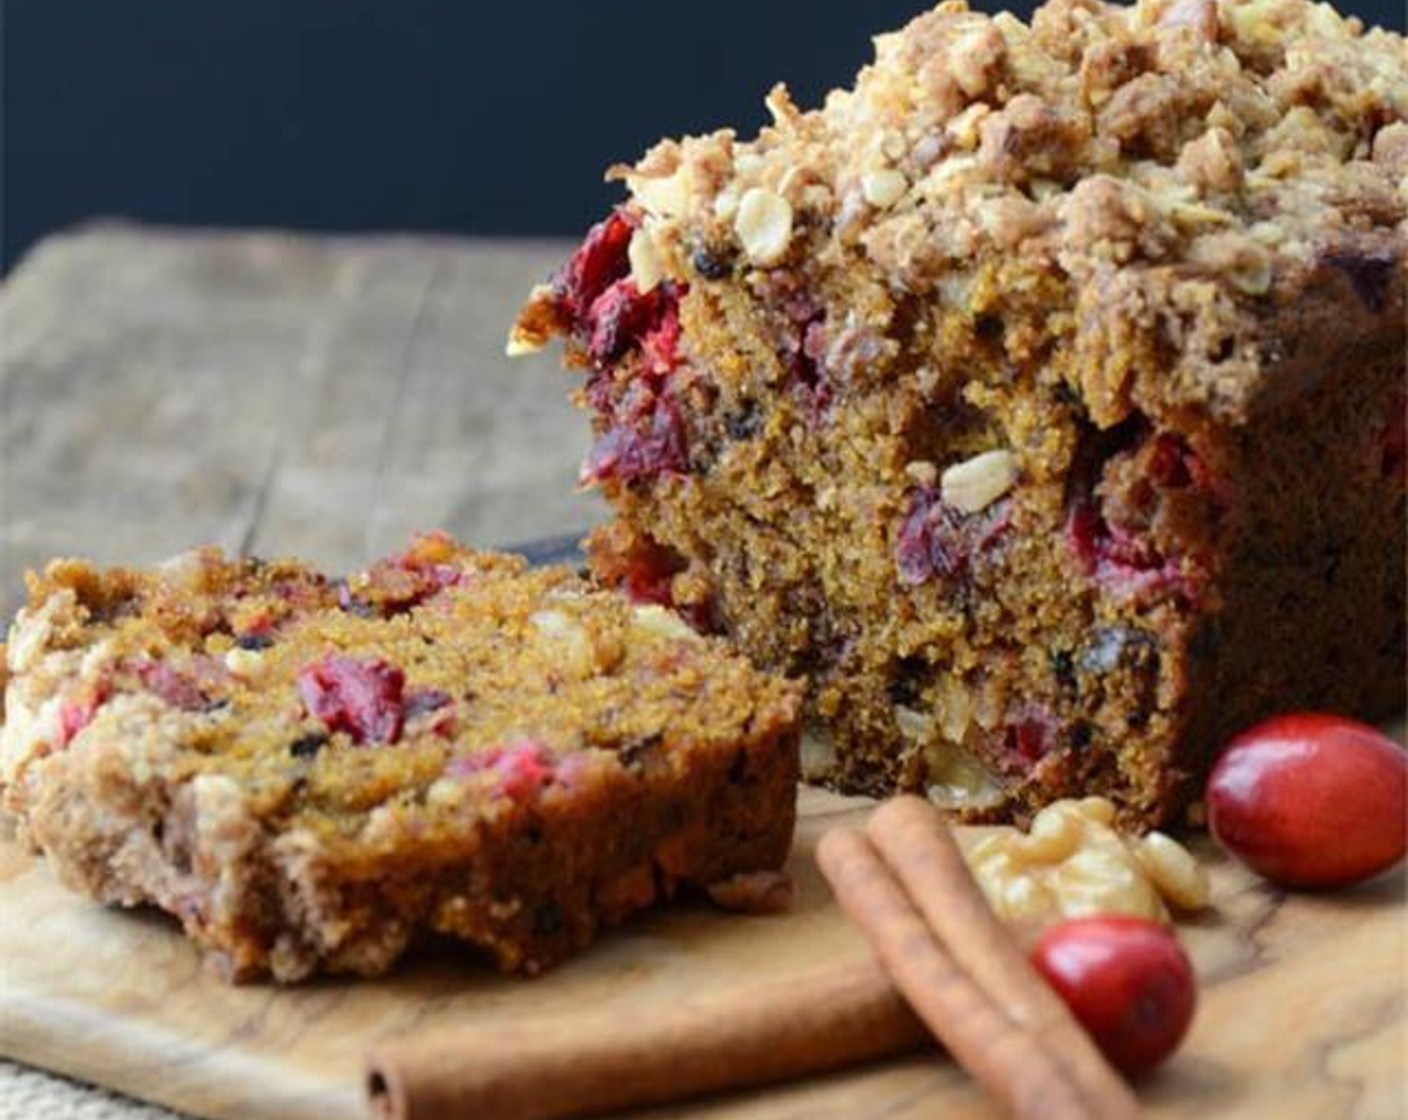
[1,787,1404,1120]
[2,227,1405,1120]
[0,223,603,621]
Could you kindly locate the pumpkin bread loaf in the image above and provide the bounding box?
[513,0,1407,826]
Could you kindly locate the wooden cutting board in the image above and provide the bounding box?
[1,785,1403,1120]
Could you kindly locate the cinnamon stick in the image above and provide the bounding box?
[866,796,1141,1117]
[369,796,1142,1120]
[365,956,928,1120]
[817,826,1104,1120]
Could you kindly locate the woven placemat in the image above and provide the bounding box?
[0,1060,189,1120]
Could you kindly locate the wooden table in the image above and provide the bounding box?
[2,225,1405,1120]
[1,223,602,620]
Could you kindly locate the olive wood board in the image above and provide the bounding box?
[1,783,1404,1120]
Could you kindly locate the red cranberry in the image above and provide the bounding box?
[1147,432,1224,504]
[897,489,1011,586]
[1067,503,1162,574]
[560,213,695,483]
[1033,916,1197,1077]
[60,702,92,745]
[60,697,102,745]
[1207,713,1407,889]
[786,318,834,423]
[556,211,635,321]
[1147,433,1193,488]
[1001,708,1058,772]
[581,277,686,373]
[297,654,407,745]
[136,660,208,711]
[1065,499,1198,604]
[493,742,556,801]
[1065,499,1105,573]
[58,676,113,745]
[449,740,556,802]
[404,688,457,738]
[1065,426,1216,604]
[618,537,685,607]
[582,397,689,484]
[587,279,663,366]
[639,299,683,376]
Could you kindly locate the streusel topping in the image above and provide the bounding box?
[511,0,1404,422]
[610,0,1404,290]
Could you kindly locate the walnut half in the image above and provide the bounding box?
[965,797,1210,927]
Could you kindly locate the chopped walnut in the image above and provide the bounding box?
[862,168,909,208]
[1371,121,1408,178]
[949,24,1008,98]
[941,449,1019,513]
[628,229,664,294]
[1157,0,1220,41]
[1176,127,1246,194]
[801,731,839,781]
[1061,176,1169,263]
[966,797,1210,926]
[925,739,1007,811]
[631,603,700,642]
[1185,230,1274,294]
[734,188,794,267]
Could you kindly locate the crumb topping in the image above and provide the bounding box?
[514,0,1406,418]
[615,0,1404,286]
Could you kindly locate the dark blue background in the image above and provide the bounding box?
[3,0,1402,272]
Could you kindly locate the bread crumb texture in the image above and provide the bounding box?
[0,534,801,982]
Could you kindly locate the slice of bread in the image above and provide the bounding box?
[0,533,800,982]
